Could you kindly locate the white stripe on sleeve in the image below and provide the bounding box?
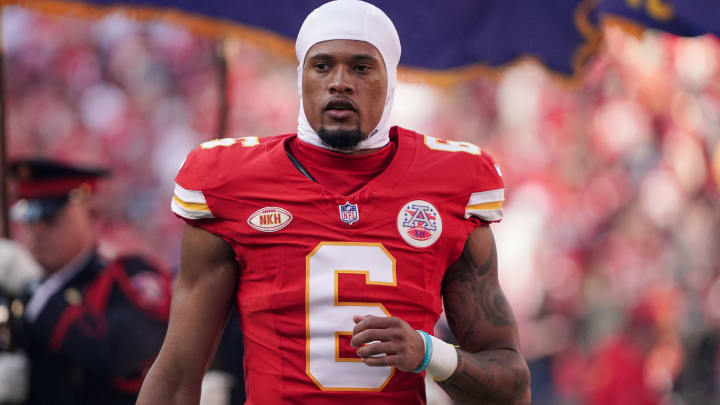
[171,183,215,220]
[464,188,504,222]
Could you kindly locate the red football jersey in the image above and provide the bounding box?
[171,126,504,404]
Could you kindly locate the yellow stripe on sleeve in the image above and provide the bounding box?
[172,195,211,212]
[171,182,215,220]
[465,201,503,211]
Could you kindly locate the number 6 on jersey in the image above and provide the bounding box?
[306,242,397,391]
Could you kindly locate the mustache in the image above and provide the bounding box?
[324,98,357,111]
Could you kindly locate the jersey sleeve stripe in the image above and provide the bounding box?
[171,183,214,219]
[465,208,503,222]
[466,201,503,211]
[174,182,209,204]
[466,189,504,205]
[465,189,504,222]
[172,195,211,213]
[171,197,214,220]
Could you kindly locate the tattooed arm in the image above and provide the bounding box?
[438,225,531,405]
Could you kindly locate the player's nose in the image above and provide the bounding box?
[328,65,355,95]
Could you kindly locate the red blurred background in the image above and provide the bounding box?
[3,6,719,404]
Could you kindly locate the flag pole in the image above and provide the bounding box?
[0,6,10,239]
[0,5,16,354]
[215,37,229,139]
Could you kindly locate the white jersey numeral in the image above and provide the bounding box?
[306,242,397,391]
[424,135,481,155]
[200,136,259,149]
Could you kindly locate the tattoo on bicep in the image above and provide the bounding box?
[481,276,512,327]
[442,238,512,344]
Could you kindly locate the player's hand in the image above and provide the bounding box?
[350,314,425,372]
[0,239,42,297]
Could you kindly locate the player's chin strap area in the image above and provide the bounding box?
[413,330,459,381]
[285,143,317,182]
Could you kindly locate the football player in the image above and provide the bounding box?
[139,1,530,404]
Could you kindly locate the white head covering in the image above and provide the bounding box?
[295,0,401,152]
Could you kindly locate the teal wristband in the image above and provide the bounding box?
[412,330,433,373]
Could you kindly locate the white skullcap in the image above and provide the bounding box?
[295,0,401,151]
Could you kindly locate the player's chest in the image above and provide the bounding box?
[228,184,450,250]
[226,180,455,325]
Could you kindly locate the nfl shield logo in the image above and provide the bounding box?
[338,201,359,225]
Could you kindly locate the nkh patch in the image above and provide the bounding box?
[247,207,293,232]
[338,201,359,225]
[397,200,443,248]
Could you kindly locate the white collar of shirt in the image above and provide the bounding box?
[24,247,94,324]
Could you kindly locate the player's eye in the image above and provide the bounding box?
[315,63,330,72]
[354,65,370,73]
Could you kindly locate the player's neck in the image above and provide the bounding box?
[295,136,386,156]
[289,136,397,195]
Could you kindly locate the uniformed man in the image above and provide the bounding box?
[0,158,171,405]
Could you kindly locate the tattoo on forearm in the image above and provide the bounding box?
[437,349,529,405]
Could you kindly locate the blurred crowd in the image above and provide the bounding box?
[2,6,719,405]
[483,28,720,405]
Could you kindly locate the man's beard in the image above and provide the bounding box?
[317,126,368,152]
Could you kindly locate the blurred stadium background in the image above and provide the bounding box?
[1,3,719,405]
